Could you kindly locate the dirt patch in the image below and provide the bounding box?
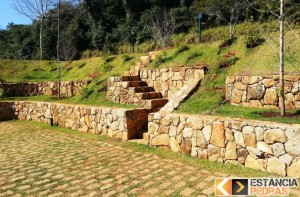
[260,112,300,118]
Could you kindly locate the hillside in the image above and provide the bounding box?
[1,23,300,123]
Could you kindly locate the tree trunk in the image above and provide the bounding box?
[39,17,43,60]
[279,0,286,116]
[57,0,61,99]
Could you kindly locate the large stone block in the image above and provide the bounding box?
[267,157,286,176]
[264,129,287,143]
[210,123,225,148]
[151,134,170,146]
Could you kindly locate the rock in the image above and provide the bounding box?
[287,160,300,178]
[264,129,287,143]
[148,122,159,134]
[231,89,243,104]
[169,126,177,137]
[210,123,225,148]
[151,134,169,146]
[279,154,293,166]
[202,125,212,142]
[183,128,193,138]
[285,135,300,157]
[181,139,192,154]
[186,117,203,130]
[225,142,237,160]
[170,137,180,152]
[249,76,260,84]
[257,141,273,155]
[245,155,266,171]
[242,126,255,135]
[225,129,234,142]
[263,89,278,105]
[195,132,207,148]
[246,146,263,157]
[158,125,169,134]
[247,84,265,100]
[255,127,264,141]
[262,79,278,88]
[234,82,247,90]
[244,134,256,147]
[267,157,286,176]
[234,132,245,147]
[272,143,285,157]
[237,149,248,164]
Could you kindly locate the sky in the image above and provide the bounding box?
[0,0,32,29]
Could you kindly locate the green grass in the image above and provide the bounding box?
[13,120,276,178]
[1,22,300,122]
[3,93,135,109]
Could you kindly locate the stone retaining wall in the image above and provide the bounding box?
[0,101,148,141]
[140,66,206,99]
[0,80,90,97]
[225,75,300,109]
[148,112,300,177]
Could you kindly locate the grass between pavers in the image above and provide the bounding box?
[8,120,277,178]
[2,93,135,109]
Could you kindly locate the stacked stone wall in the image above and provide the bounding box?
[107,66,206,104]
[0,101,148,141]
[148,112,300,177]
[0,80,90,97]
[226,75,300,109]
[140,66,206,99]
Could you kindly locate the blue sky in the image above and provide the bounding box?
[0,0,32,29]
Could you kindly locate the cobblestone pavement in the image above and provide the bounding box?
[0,121,298,197]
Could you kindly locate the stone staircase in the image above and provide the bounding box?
[107,51,168,111]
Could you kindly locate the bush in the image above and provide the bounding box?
[80,87,91,99]
[174,45,190,55]
[246,34,265,48]
[219,51,239,68]
[103,64,114,72]
[186,51,203,60]
[0,88,5,99]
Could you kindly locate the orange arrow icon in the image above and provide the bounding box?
[236,181,244,193]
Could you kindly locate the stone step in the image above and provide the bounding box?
[129,139,149,145]
[143,98,168,109]
[121,76,140,81]
[127,81,148,87]
[132,86,155,93]
[136,92,162,100]
[143,132,150,141]
[124,71,139,76]
[130,66,140,72]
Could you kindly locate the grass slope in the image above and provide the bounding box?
[1,22,300,123]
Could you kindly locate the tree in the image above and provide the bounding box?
[13,0,54,60]
[150,7,175,48]
[279,0,285,116]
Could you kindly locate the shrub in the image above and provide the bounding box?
[122,55,133,62]
[80,87,90,99]
[105,56,115,63]
[103,64,114,72]
[219,51,239,68]
[174,45,190,55]
[0,88,5,99]
[186,51,203,60]
[153,51,173,67]
[246,34,265,48]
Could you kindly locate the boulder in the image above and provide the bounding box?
[257,141,273,155]
[170,137,180,152]
[234,132,245,147]
[272,143,285,157]
[245,155,266,171]
[263,89,278,105]
[151,134,169,146]
[247,84,265,100]
[287,160,300,178]
[279,154,293,166]
[285,135,300,157]
[202,125,212,142]
[181,139,192,154]
[225,142,237,160]
[210,123,225,148]
[183,128,193,138]
[264,129,286,143]
[267,157,286,176]
[244,134,256,147]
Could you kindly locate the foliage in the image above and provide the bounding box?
[175,45,190,55]
[0,88,5,99]
[246,33,265,48]
[219,51,239,68]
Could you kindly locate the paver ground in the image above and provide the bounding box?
[0,121,299,197]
